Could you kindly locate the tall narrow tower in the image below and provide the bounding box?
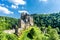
[18,10,34,30]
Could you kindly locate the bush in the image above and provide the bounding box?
[18,26,44,40]
[18,26,60,40]
[0,31,18,40]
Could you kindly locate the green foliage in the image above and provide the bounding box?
[0,13,60,40]
[18,26,60,40]
[31,13,60,29]
[0,16,18,31]
[18,26,44,40]
[48,29,59,40]
[0,26,60,40]
[0,31,18,40]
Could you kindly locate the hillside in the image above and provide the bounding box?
[0,13,60,40]
[0,16,18,31]
[0,12,60,31]
[32,12,60,29]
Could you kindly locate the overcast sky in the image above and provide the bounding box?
[0,0,60,18]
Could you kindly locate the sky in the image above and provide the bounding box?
[0,0,60,18]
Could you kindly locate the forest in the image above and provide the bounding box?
[0,12,60,40]
[0,16,18,31]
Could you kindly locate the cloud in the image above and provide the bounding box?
[2,0,26,9]
[18,10,29,14]
[39,0,48,2]
[0,6,13,14]
[0,4,9,8]
[11,5,18,8]
[0,4,4,6]
[8,0,26,5]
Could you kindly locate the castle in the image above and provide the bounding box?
[18,10,33,29]
[17,10,34,35]
[4,11,34,35]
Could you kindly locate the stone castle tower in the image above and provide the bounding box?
[18,11,34,29]
[17,11,34,35]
